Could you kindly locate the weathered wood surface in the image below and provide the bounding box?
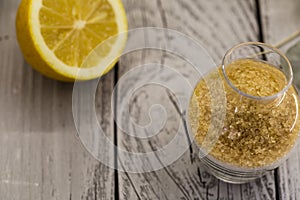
[0,0,115,199]
[261,0,300,199]
[117,0,276,199]
[2,0,300,199]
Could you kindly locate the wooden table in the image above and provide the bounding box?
[1,0,300,199]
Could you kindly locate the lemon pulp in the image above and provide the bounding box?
[16,0,128,81]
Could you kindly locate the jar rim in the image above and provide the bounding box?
[221,42,293,101]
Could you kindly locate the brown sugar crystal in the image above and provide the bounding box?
[190,59,300,168]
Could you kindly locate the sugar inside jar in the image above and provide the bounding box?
[188,42,300,183]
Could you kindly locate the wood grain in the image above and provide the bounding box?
[2,0,297,199]
[260,0,300,199]
[0,0,115,199]
[117,0,276,199]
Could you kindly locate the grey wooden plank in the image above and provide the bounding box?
[0,0,115,199]
[118,0,276,199]
[260,0,300,199]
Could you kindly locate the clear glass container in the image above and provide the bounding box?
[188,42,300,184]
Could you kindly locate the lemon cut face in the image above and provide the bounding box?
[16,0,128,81]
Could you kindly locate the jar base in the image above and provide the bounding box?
[208,168,262,184]
[200,157,267,184]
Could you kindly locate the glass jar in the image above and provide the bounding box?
[188,42,300,184]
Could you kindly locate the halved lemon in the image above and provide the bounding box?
[16,0,128,81]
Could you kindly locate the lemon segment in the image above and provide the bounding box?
[16,0,128,81]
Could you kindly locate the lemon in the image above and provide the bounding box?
[16,0,128,81]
